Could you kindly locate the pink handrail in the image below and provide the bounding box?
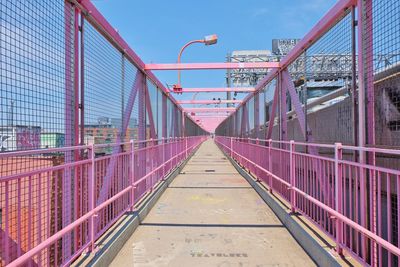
[3,136,206,267]
[215,136,400,265]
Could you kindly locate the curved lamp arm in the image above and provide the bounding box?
[177,40,205,87]
[174,34,218,92]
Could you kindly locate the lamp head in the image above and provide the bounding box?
[204,34,218,45]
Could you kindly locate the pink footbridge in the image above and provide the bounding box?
[1,0,400,266]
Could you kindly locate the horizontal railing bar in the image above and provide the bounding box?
[0,144,90,158]
[0,159,93,183]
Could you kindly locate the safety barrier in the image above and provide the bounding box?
[215,136,400,266]
[0,136,205,266]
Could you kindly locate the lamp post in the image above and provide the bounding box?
[173,34,218,93]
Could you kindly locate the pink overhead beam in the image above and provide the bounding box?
[178,99,241,104]
[184,108,236,113]
[190,114,229,117]
[197,116,227,121]
[145,62,279,70]
[196,117,227,122]
[179,87,255,93]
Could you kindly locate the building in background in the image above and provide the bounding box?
[41,133,65,149]
[0,126,41,152]
[227,39,354,125]
[225,39,300,106]
[226,38,353,95]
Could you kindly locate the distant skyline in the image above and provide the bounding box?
[93,0,337,103]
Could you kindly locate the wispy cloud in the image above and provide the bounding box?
[252,7,270,18]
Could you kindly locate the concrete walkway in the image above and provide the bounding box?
[110,140,315,267]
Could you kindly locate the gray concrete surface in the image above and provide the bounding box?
[110,140,316,267]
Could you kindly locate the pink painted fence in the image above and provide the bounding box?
[0,136,205,266]
[215,136,400,266]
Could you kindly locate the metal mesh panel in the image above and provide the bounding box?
[367,1,400,265]
[167,98,173,137]
[157,89,163,138]
[284,11,353,144]
[146,79,158,138]
[0,0,75,152]
[185,117,193,136]
[217,12,354,144]
[259,90,265,130]
[371,0,400,73]
[83,20,123,146]
[1,2,75,265]
[123,58,139,142]
[175,107,181,137]
[248,98,254,135]
[237,106,243,136]
[262,79,276,138]
[371,0,400,147]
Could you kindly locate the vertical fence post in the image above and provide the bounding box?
[130,140,135,210]
[88,144,95,251]
[256,138,260,182]
[268,139,273,193]
[162,137,165,180]
[175,137,178,166]
[247,137,250,172]
[230,137,233,158]
[290,140,296,213]
[334,142,343,255]
[169,137,173,173]
[149,138,153,191]
[185,137,188,159]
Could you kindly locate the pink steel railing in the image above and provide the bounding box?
[0,136,205,267]
[215,136,400,266]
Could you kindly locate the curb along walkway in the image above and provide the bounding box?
[110,139,315,267]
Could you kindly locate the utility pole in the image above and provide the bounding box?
[9,100,15,127]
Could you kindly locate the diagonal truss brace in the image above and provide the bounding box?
[97,71,143,206]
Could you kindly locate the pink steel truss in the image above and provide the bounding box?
[145,62,280,70]
[96,72,143,206]
[184,108,236,113]
[190,114,229,118]
[1,0,400,266]
[179,87,255,93]
[177,100,241,104]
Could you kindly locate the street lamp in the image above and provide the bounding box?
[173,34,218,93]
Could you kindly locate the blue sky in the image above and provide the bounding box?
[93,0,337,102]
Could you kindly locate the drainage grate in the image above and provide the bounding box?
[205,169,215,172]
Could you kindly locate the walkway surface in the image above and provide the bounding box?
[111,140,315,267]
